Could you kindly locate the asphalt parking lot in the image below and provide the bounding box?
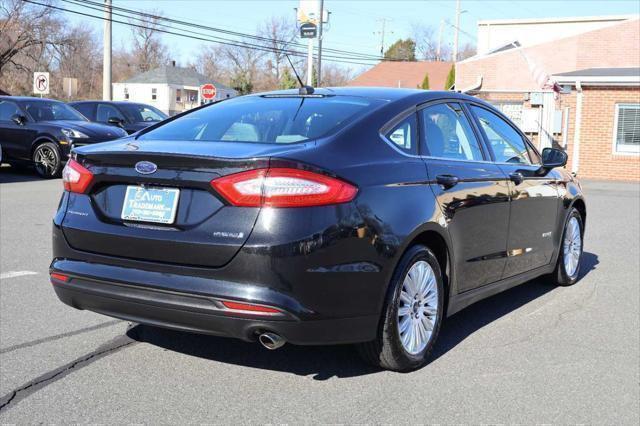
[0,165,638,424]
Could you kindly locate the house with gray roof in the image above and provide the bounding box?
[112,63,237,116]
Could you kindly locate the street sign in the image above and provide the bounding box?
[33,72,50,95]
[201,83,217,100]
[300,22,317,38]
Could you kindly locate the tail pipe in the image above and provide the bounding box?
[258,332,286,350]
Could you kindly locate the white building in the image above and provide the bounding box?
[112,64,237,116]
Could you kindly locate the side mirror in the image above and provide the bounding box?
[11,114,26,125]
[107,117,124,127]
[541,147,567,169]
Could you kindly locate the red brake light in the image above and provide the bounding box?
[50,272,69,283]
[62,159,93,193]
[221,300,282,314]
[211,168,358,208]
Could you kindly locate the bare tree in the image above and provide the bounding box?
[0,0,64,78]
[412,23,450,61]
[129,11,169,73]
[320,63,353,87]
[257,16,297,86]
[51,24,102,99]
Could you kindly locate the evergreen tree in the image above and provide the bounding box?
[384,39,417,61]
[279,68,298,89]
[445,65,455,90]
[419,72,429,90]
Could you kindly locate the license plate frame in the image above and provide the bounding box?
[121,185,180,225]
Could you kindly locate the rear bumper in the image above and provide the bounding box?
[50,268,378,345]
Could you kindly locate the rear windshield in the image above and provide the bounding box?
[138,95,381,143]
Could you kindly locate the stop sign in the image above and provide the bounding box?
[201,83,217,100]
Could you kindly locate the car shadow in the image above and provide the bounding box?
[0,165,44,183]
[127,252,598,379]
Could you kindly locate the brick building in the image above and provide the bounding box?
[456,16,640,180]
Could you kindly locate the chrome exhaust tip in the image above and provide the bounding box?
[258,332,285,350]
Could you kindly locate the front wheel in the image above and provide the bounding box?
[32,142,62,179]
[551,208,584,286]
[358,245,444,372]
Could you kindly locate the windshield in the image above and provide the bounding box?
[119,103,167,123]
[138,95,381,144]
[22,100,87,122]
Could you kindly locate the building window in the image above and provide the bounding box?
[176,89,181,102]
[124,88,129,100]
[151,88,157,101]
[614,104,640,154]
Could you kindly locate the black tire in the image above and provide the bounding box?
[551,207,584,286]
[357,244,445,372]
[32,141,62,179]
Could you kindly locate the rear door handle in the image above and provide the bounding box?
[436,174,459,189]
[509,172,524,185]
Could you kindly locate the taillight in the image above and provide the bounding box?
[221,300,282,314]
[62,159,93,193]
[211,168,358,208]
[50,272,70,283]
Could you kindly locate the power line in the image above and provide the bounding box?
[63,0,392,62]
[23,0,384,66]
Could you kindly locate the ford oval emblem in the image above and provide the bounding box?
[135,161,157,175]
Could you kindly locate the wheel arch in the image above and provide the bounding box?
[30,135,60,158]
[401,226,453,315]
[571,197,587,230]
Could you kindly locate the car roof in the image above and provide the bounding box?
[69,100,148,106]
[251,87,479,103]
[0,96,63,102]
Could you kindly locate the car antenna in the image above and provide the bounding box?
[284,52,314,95]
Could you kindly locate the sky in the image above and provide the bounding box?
[66,0,640,73]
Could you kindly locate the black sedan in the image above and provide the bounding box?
[69,101,168,135]
[50,88,586,371]
[0,96,127,178]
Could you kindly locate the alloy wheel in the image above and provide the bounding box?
[397,260,439,355]
[563,216,582,277]
[33,145,58,177]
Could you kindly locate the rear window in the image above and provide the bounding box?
[138,95,381,143]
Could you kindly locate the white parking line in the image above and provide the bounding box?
[0,271,39,280]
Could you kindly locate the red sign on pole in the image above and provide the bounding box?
[201,83,217,100]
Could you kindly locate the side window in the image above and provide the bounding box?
[72,103,95,120]
[420,103,484,161]
[96,104,125,123]
[385,114,418,155]
[0,100,20,121]
[471,105,533,165]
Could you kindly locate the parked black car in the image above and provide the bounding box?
[0,96,127,178]
[50,88,586,371]
[69,101,168,135]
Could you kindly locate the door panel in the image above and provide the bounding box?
[499,165,559,277]
[427,160,511,292]
[468,104,560,278]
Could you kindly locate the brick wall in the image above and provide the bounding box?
[457,18,640,91]
[562,87,640,181]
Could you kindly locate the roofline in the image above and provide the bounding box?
[477,14,638,26]
[553,75,640,86]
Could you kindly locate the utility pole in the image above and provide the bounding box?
[375,18,392,56]
[437,19,444,61]
[453,0,460,62]
[103,0,112,100]
[316,0,324,86]
[306,38,313,86]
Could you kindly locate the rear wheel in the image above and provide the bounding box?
[32,142,62,179]
[358,245,444,372]
[551,208,584,286]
